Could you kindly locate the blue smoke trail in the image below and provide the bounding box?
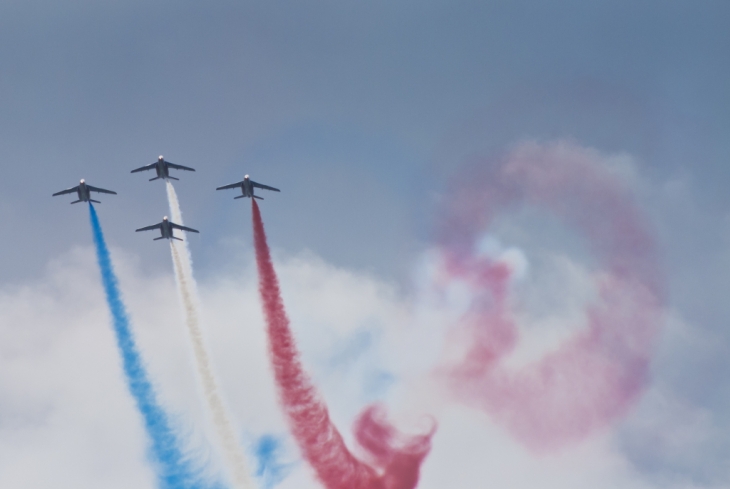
[88,204,223,489]
[252,435,293,489]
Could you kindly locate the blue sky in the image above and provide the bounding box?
[0,1,729,488]
[1,0,727,281]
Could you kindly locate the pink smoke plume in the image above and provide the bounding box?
[437,141,664,450]
[252,200,435,489]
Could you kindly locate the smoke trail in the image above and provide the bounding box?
[436,141,664,450]
[88,203,220,489]
[251,199,434,489]
[252,434,293,489]
[166,182,255,489]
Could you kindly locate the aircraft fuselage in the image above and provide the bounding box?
[145,219,177,240]
[76,182,91,202]
[155,159,170,179]
[240,177,254,197]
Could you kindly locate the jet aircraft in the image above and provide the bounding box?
[135,216,199,241]
[131,156,195,181]
[52,179,117,203]
[216,175,280,200]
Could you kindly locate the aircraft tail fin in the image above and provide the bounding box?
[149,177,161,181]
[70,200,82,204]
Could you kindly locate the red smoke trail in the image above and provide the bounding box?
[251,200,434,489]
[438,142,664,450]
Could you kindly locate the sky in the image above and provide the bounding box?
[1,1,730,487]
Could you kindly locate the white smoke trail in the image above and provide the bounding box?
[166,181,255,489]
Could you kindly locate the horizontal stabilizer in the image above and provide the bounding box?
[90,199,101,204]
[153,236,165,241]
[234,195,248,199]
[173,237,183,241]
[166,176,179,181]
[70,200,82,204]
[253,195,264,200]
[149,177,161,181]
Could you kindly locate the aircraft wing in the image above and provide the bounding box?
[130,163,156,173]
[166,162,195,172]
[135,223,163,232]
[87,185,117,195]
[216,181,244,190]
[251,180,280,192]
[171,223,200,233]
[52,186,79,196]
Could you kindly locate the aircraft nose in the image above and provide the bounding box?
[159,155,164,160]
[80,179,85,184]
[244,174,249,179]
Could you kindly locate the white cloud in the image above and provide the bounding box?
[0,242,725,488]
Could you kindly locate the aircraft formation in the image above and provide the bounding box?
[52,155,281,241]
